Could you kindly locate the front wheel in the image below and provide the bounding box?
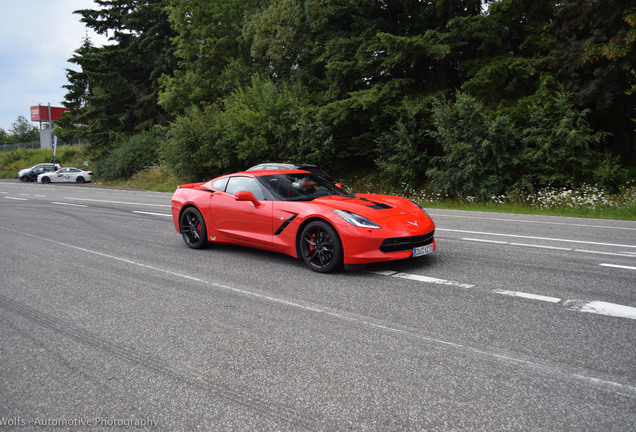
[299,221,343,273]
[179,207,207,249]
[41,177,51,184]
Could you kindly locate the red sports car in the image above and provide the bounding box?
[171,169,436,272]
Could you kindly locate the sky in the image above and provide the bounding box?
[0,0,108,132]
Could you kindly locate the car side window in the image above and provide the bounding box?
[211,177,229,192]
[226,177,265,201]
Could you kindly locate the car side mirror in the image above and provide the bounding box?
[235,190,261,207]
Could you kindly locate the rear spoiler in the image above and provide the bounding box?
[177,182,205,189]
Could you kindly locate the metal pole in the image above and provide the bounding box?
[47,103,53,159]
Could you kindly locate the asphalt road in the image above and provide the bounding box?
[1,179,634,431]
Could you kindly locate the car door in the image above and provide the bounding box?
[63,168,80,182]
[51,168,68,182]
[210,176,273,249]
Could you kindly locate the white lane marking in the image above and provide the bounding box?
[1,225,635,397]
[462,237,508,245]
[438,228,636,249]
[574,249,636,258]
[373,270,636,321]
[133,211,172,217]
[563,300,636,320]
[369,270,474,288]
[509,242,572,251]
[462,237,636,257]
[51,202,88,207]
[494,290,561,303]
[64,197,170,208]
[4,197,28,201]
[600,263,636,271]
[431,213,636,231]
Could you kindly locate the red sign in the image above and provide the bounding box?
[30,105,69,122]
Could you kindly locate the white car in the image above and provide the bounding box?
[38,167,93,184]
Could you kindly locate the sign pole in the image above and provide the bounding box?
[52,135,57,168]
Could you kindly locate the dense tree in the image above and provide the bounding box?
[61,0,176,150]
[61,0,634,190]
[552,0,636,161]
[0,117,40,144]
[159,0,260,113]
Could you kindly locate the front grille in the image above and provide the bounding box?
[380,230,435,253]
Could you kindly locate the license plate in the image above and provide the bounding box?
[413,244,434,258]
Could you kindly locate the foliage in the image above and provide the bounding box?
[105,164,183,192]
[427,93,521,200]
[518,86,607,189]
[0,117,40,144]
[62,0,176,150]
[159,0,259,113]
[162,75,334,182]
[56,0,636,203]
[96,128,162,180]
[374,103,430,187]
[0,147,91,179]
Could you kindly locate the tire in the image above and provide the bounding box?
[76,176,85,183]
[299,220,343,273]
[179,207,208,249]
[41,177,51,184]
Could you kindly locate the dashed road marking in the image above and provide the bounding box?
[563,300,636,320]
[439,228,636,249]
[494,290,561,303]
[65,197,170,207]
[370,270,474,288]
[599,263,636,271]
[133,211,172,217]
[461,237,636,257]
[51,201,88,207]
[373,270,636,321]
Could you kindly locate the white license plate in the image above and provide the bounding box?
[412,244,434,258]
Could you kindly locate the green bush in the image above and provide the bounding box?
[593,153,630,193]
[518,90,607,189]
[161,75,335,182]
[96,129,162,181]
[427,93,521,200]
[374,104,429,187]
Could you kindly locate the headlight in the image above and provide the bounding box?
[411,200,431,219]
[333,210,381,229]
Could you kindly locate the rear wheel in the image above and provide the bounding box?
[76,176,85,183]
[299,221,343,273]
[179,207,207,249]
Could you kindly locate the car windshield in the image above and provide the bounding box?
[259,173,345,201]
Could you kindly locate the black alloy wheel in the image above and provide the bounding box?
[76,176,85,183]
[300,221,343,273]
[180,207,207,249]
[41,177,51,184]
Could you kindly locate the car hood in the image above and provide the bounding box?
[313,193,427,220]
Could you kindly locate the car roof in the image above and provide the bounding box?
[235,168,311,177]
[247,163,317,171]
